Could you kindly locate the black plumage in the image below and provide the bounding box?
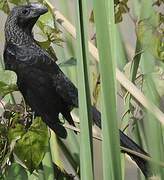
[4,3,151,177]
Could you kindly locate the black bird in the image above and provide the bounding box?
[3,3,151,177]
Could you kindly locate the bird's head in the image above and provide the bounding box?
[5,3,48,44]
[10,3,48,29]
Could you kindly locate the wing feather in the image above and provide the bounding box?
[4,42,79,108]
[52,71,78,108]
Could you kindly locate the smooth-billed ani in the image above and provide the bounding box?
[3,3,151,177]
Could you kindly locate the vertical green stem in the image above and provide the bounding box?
[75,0,94,179]
[93,1,122,180]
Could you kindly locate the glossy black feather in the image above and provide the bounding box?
[4,41,77,138]
[4,3,151,177]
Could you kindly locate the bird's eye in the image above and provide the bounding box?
[22,9,30,15]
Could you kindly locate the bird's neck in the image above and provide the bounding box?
[5,16,34,46]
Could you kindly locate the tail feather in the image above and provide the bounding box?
[119,130,151,177]
[91,106,151,177]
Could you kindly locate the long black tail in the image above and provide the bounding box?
[91,106,151,177]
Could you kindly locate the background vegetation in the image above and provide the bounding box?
[0,0,164,179]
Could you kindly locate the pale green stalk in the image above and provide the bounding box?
[75,0,94,179]
[93,0,122,179]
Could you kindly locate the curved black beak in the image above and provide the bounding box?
[31,3,48,16]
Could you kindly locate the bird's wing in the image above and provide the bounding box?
[33,48,79,108]
[4,43,78,108]
[52,70,78,108]
[4,43,68,138]
[28,45,79,108]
